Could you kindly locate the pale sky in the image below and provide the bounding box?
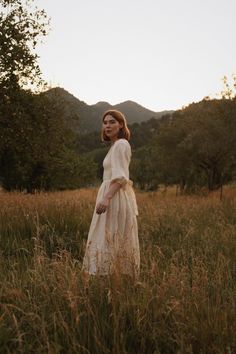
[36,0,236,111]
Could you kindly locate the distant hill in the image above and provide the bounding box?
[43,87,174,134]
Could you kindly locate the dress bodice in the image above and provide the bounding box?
[102,147,113,181]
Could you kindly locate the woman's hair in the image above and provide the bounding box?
[101,109,131,142]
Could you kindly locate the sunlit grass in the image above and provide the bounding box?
[0,186,235,353]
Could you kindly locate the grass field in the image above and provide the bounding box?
[0,186,235,353]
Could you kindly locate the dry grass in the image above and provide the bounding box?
[0,186,235,353]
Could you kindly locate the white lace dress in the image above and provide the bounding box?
[82,138,140,278]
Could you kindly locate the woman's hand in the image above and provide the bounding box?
[96,197,110,214]
[96,182,122,215]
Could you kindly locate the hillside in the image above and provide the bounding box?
[44,87,173,133]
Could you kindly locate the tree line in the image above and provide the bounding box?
[130,95,236,193]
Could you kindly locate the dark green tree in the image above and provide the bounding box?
[152,98,236,192]
[0,0,96,191]
[130,146,160,191]
[0,0,50,190]
[0,0,49,90]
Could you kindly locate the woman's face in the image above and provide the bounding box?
[103,114,123,140]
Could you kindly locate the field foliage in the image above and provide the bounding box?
[0,187,235,353]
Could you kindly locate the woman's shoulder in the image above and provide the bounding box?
[115,138,130,147]
[112,139,131,156]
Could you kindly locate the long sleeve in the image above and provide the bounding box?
[110,140,131,188]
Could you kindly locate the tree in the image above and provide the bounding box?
[0,0,49,90]
[0,1,96,191]
[220,74,236,100]
[130,146,160,191]
[152,98,236,192]
[0,0,50,190]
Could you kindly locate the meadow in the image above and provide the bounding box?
[0,186,235,354]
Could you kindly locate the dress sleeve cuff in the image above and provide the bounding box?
[110,176,128,188]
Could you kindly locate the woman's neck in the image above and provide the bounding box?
[110,137,119,145]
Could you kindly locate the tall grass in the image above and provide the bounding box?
[0,187,235,353]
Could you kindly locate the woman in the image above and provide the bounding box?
[82,109,140,279]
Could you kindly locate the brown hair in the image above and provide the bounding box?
[101,109,131,142]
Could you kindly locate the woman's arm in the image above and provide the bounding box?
[96,182,122,214]
[96,140,130,215]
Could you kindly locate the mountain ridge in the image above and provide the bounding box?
[44,87,174,133]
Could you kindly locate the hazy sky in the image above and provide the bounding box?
[37,0,235,111]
